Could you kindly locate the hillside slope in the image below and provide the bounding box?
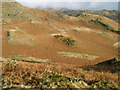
[2,2,119,89]
[2,2,118,65]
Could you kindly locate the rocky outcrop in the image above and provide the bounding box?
[58,52,99,60]
[114,42,120,48]
[6,29,36,46]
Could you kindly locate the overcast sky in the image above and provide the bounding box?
[16,0,119,10]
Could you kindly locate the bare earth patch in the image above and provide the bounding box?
[58,52,99,60]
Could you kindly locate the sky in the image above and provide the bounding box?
[16,0,119,10]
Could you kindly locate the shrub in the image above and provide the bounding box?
[63,38,75,46]
[54,35,75,46]
[54,35,64,38]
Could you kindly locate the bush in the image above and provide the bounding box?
[63,38,75,46]
[54,35,75,46]
[54,35,64,38]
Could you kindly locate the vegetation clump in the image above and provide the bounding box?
[54,34,64,38]
[54,34,75,46]
[63,37,75,46]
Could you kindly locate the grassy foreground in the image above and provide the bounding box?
[1,56,119,89]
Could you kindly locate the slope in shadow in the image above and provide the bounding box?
[83,58,120,73]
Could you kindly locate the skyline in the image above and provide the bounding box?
[16,0,119,10]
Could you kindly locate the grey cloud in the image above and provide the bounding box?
[19,2,118,10]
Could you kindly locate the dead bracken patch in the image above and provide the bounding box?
[2,57,119,89]
[58,52,99,60]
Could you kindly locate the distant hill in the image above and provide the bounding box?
[36,8,119,23]
[60,9,119,23]
[77,13,118,33]
[2,2,68,25]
